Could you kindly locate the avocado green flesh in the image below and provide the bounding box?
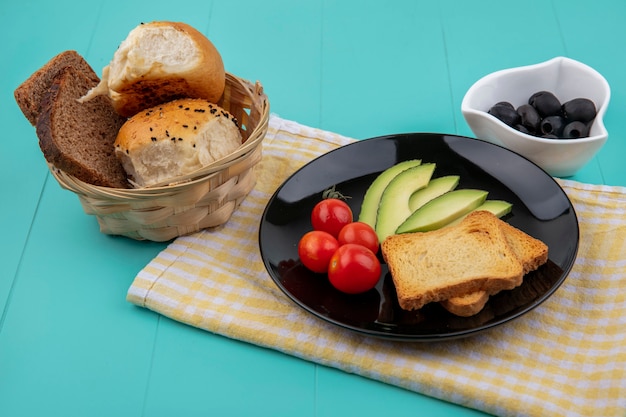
[447,200,513,226]
[478,200,513,217]
[408,175,460,212]
[358,159,422,227]
[375,163,436,241]
[396,189,488,233]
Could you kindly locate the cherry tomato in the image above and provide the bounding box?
[327,244,381,294]
[298,230,340,273]
[311,198,353,238]
[337,221,379,254]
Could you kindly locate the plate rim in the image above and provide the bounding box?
[259,132,579,341]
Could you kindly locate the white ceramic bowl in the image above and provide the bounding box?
[461,57,610,177]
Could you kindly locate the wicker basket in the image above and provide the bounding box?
[50,72,270,242]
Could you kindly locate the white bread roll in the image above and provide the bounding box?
[114,98,242,187]
[80,21,225,117]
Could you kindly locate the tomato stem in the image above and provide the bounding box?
[322,185,351,200]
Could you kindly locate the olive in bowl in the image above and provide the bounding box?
[488,92,596,139]
[461,57,610,177]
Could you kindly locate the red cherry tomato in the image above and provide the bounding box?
[327,244,381,294]
[337,221,379,254]
[298,230,340,273]
[311,198,353,238]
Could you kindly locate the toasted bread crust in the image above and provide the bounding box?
[440,291,489,317]
[441,214,549,316]
[382,211,525,311]
[500,221,549,274]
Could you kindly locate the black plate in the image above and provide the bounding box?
[259,133,578,341]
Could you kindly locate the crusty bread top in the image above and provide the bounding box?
[80,21,225,117]
[14,50,99,125]
[382,210,524,311]
[36,66,129,188]
[114,98,242,187]
[115,98,240,153]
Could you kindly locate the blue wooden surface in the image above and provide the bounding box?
[1,1,624,416]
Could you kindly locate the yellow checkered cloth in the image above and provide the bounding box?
[127,115,626,417]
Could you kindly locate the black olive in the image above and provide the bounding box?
[494,101,515,110]
[516,104,541,133]
[562,98,597,123]
[488,103,520,127]
[540,115,566,137]
[514,124,530,134]
[488,92,597,141]
[562,121,590,139]
[529,91,562,117]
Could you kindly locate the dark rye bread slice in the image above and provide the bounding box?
[14,50,99,125]
[36,66,129,188]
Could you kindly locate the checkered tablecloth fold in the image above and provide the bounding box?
[127,115,626,417]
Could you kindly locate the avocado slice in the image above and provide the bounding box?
[375,163,436,241]
[408,175,460,212]
[396,189,488,233]
[447,200,513,226]
[358,159,422,228]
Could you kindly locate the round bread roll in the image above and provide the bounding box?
[115,98,242,187]
[80,21,225,117]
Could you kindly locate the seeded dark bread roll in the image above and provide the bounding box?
[14,50,99,125]
[114,98,242,187]
[36,66,129,188]
[80,21,225,118]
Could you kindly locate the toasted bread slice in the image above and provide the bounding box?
[500,221,549,275]
[382,210,524,311]
[14,50,99,125]
[36,66,129,188]
[440,291,490,317]
[440,216,548,316]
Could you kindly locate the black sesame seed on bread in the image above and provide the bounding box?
[113,98,242,187]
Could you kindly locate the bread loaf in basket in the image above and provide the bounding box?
[15,21,270,241]
[52,72,269,241]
